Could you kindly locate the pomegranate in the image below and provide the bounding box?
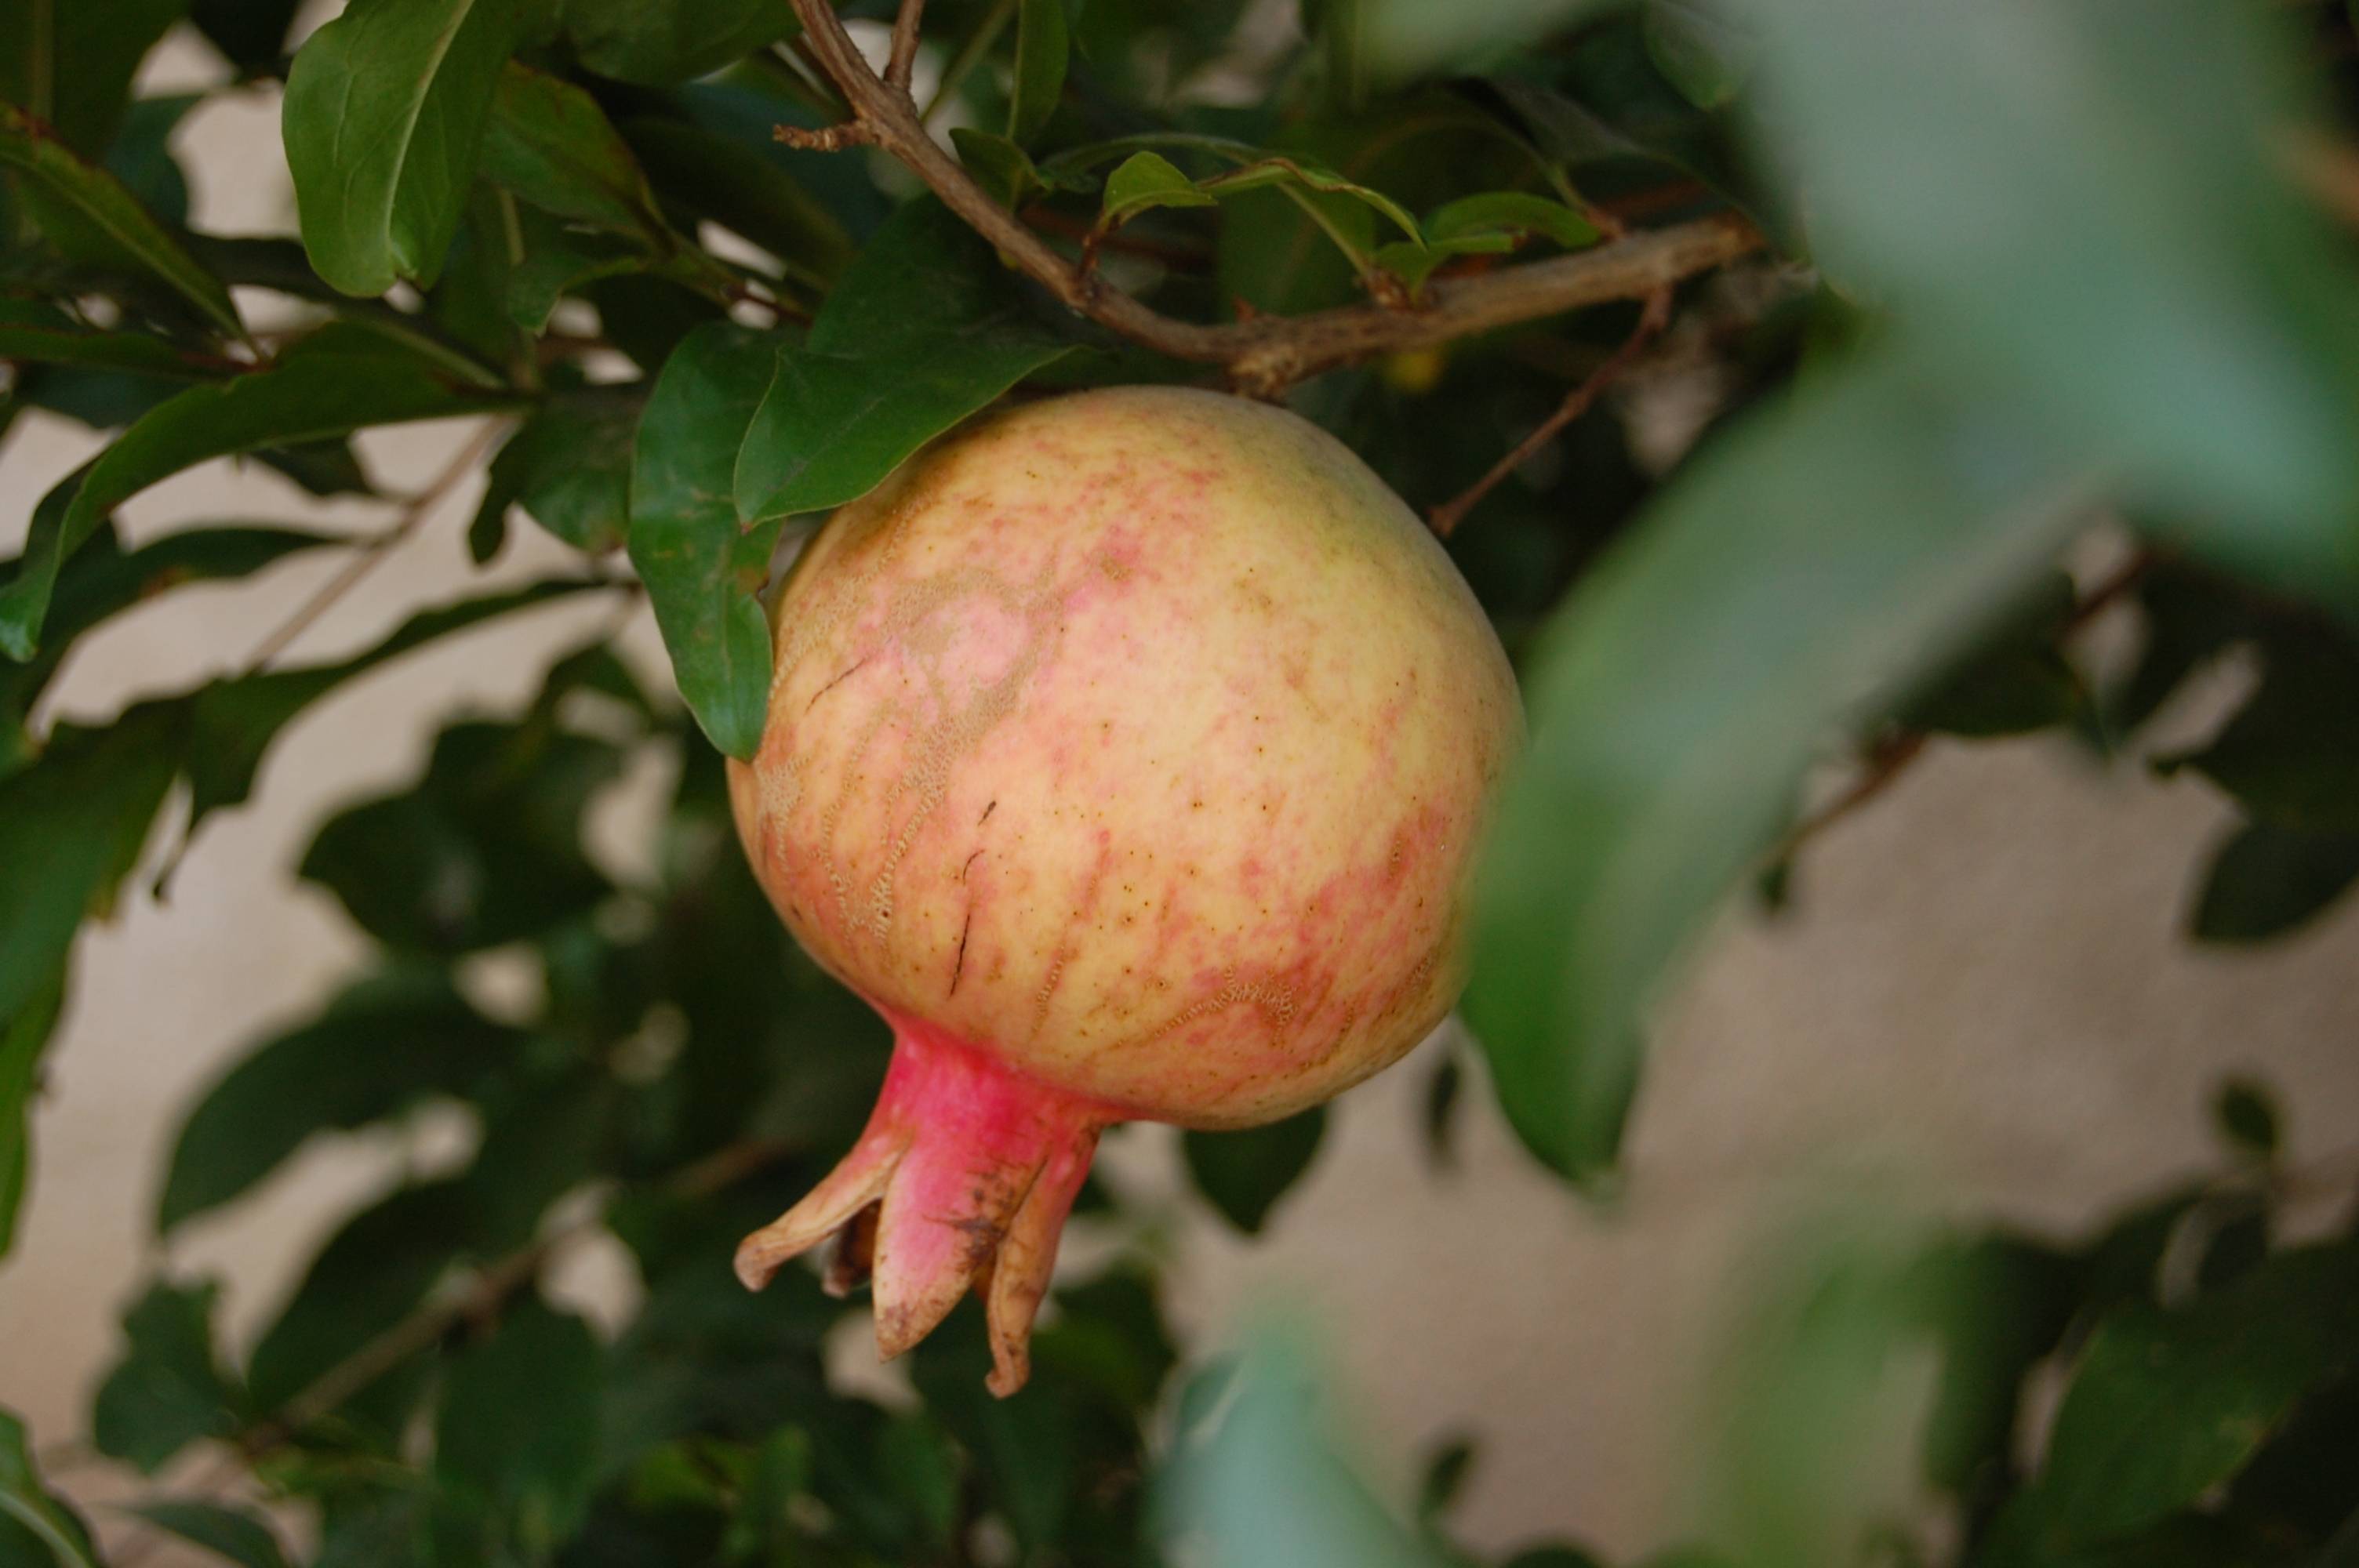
[726,386,1521,1393]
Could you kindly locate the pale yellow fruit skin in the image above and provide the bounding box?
[727,385,1522,1128]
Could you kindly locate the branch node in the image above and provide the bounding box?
[774,120,876,152]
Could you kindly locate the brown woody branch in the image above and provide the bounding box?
[774,0,1763,396]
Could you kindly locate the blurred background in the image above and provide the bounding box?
[5,20,2358,1564]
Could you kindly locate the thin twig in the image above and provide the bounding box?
[774,0,1762,397]
[1427,288,1673,538]
[239,420,507,673]
[886,0,927,90]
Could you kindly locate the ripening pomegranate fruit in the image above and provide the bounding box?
[726,386,1521,1393]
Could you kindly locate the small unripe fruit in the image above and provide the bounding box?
[729,386,1521,1392]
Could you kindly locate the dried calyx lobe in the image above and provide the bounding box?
[734,1017,1108,1397]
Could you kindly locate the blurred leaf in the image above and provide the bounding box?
[874,1413,961,1553]
[2190,822,2359,945]
[1182,1107,1329,1234]
[1422,1054,1463,1169]
[90,1278,245,1474]
[2037,1244,2359,1544]
[620,118,853,284]
[179,576,598,844]
[1101,151,1218,226]
[245,1180,475,1416]
[0,702,183,1029]
[733,200,1074,523]
[158,969,524,1233]
[189,0,303,73]
[1009,0,1071,147]
[0,521,334,783]
[629,321,786,760]
[1415,1437,1476,1529]
[104,94,198,229]
[2164,633,2359,832]
[1899,571,2083,739]
[1425,191,1598,250]
[479,390,638,555]
[0,299,216,378]
[283,0,529,296]
[1465,347,2077,1178]
[951,127,1048,211]
[559,0,796,85]
[0,101,241,337]
[0,971,64,1259]
[1642,0,1757,110]
[1170,1327,1445,1568]
[1910,1235,2077,1497]
[0,327,518,661]
[0,0,183,157]
[2214,1080,2282,1162]
[0,1408,97,1568]
[436,1303,603,1554]
[483,64,665,238]
[122,1501,289,1568]
[463,1071,614,1250]
[1747,0,2359,575]
[719,1425,810,1563]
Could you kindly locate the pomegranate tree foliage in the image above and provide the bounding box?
[2,0,2358,1563]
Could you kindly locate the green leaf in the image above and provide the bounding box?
[1464,347,2080,1179]
[628,321,783,760]
[1750,0,2359,566]
[1642,0,1757,110]
[0,702,183,1030]
[0,327,519,661]
[2037,1245,2359,1543]
[2190,822,2359,944]
[2165,633,2359,832]
[0,297,219,379]
[104,93,200,227]
[180,576,597,841]
[463,1072,612,1251]
[1009,0,1070,147]
[619,117,854,285]
[0,0,185,156]
[1201,155,1423,244]
[158,969,523,1232]
[122,1501,289,1568]
[1898,571,2083,739]
[1100,151,1217,227]
[1372,231,1515,292]
[0,102,242,337]
[479,390,638,554]
[1426,191,1598,250]
[482,63,665,238]
[282,0,529,296]
[89,1279,245,1473]
[1910,1235,2077,1497]
[436,1303,603,1551]
[951,127,1049,212]
[733,201,1074,522]
[559,0,796,85]
[0,1408,98,1568]
[189,0,304,73]
[1182,1107,1329,1234]
[0,521,336,782]
[0,971,64,1259]
[2213,1078,2282,1160]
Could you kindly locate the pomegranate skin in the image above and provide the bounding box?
[728,386,1521,1391]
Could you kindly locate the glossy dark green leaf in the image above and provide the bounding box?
[482,64,665,238]
[1465,347,2079,1179]
[1182,1107,1329,1235]
[89,1278,245,1472]
[282,0,529,296]
[479,390,638,555]
[435,1303,603,1551]
[1750,0,2359,574]
[0,103,241,337]
[2190,822,2359,944]
[1642,0,1757,110]
[559,0,796,85]
[0,702,183,1031]
[2039,1245,2359,1543]
[122,1501,289,1568]
[0,971,64,1260]
[733,201,1074,523]
[0,1408,98,1568]
[627,321,785,758]
[158,969,524,1233]
[1009,0,1071,147]
[0,328,518,661]
[0,0,184,157]
[189,0,304,73]
[245,1180,476,1415]
[180,577,598,842]
[0,521,335,782]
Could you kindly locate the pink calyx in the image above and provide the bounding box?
[733,1018,1114,1396]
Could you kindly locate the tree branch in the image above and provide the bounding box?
[776,0,1763,396]
[886,0,927,90]
[1428,287,1672,538]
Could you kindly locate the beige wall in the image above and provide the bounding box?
[4,27,2357,1565]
